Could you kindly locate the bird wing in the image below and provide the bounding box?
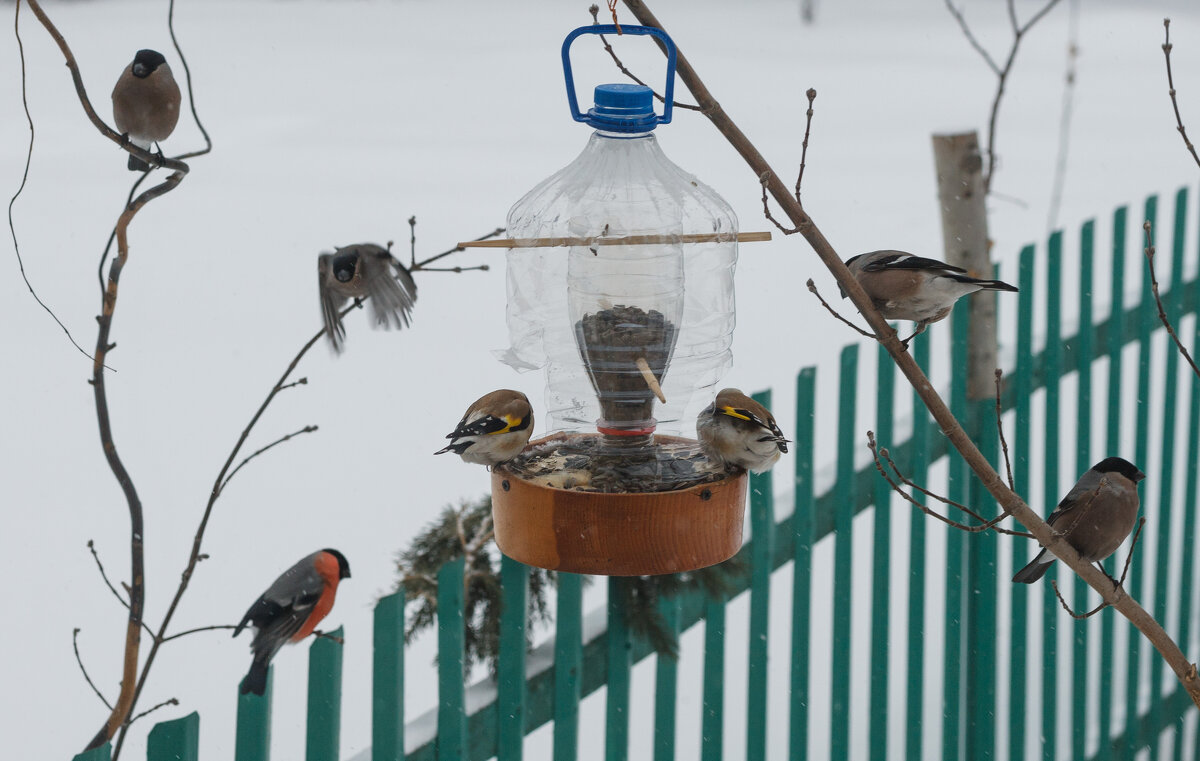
[318,254,347,351]
[1045,470,1104,528]
[860,253,967,274]
[361,249,418,330]
[241,553,327,652]
[448,412,522,439]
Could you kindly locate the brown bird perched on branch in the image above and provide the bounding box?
[697,388,789,474]
[318,243,418,353]
[111,49,181,172]
[435,390,534,467]
[841,250,1018,345]
[234,549,351,696]
[1012,457,1144,584]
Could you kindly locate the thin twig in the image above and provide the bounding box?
[88,540,129,608]
[869,431,1031,537]
[1045,0,1080,234]
[123,698,179,729]
[994,369,1015,491]
[1162,19,1200,171]
[760,172,800,234]
[165,0,212,162]
[1143,220,1200,379]
[1050,518,1146,619]
[7,0,96,362]
[409,216,418,269]
[73,629,113,711]
[278,378,308,393]
[794,88,817,204]
[159,624,238,644]
[411,226,505,271]
[805,279,875,338]
[218,425,319,495]
[589,4,703,111]
[943,0,1001,74]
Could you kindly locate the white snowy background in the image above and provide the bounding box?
[4,0,1200,759]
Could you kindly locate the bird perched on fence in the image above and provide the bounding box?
[435,390,534,467]
[111,49,181,172]
[234,549,351,696]
[1012,457,1144,585]
[697,388,789,474]
[840,250,1018,346]
[318,243,418,352]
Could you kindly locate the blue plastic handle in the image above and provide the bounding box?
[561,25,677,126]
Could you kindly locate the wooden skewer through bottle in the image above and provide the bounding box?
[636,357,667,403]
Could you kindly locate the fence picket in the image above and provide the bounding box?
[790,367,817,761]
[436,557,466,760]
[747,389,775,761]
[606,577,631,761]
[373,592,405,761]
[1041,230,1064,761]
[1125,195,1160,760]
[944,304,968,761]
[871,343,895,761]
[147,711,199,761]
[235,669,272,761]
[1010,243,1036,761]
[906,336,932,761]
[701,596,726,761]
[1073,221,1096,761]
[1099,205,1129,761]
[306,626,344,761]
[654,593,681,761]
[830,344,858,761]
[498,556,528,761]
[553,573,583,761]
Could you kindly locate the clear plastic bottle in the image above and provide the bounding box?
[501,82,738,452]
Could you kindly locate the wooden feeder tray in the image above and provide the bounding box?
[491,435,747,576]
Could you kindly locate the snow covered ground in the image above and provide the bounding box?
[4,0,1200,759]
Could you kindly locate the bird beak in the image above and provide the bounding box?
[1136,471,1146,482]
[132,63,149,77]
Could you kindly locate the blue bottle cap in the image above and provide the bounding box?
[585,84,658,133]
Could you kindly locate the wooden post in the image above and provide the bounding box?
[932,132,995,401]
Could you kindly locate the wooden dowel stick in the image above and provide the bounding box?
[457,231,772,249]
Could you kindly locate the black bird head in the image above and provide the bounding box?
[1093,456,1146,483]
[322,548,352,580]
[132,49,167,79]
[331,251,359,283]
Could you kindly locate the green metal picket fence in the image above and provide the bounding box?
[74,188,1200,760]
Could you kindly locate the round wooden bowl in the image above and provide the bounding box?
[491,436,747,576]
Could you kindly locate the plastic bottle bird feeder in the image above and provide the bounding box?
[481,25,765,576]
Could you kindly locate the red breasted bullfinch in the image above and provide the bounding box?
[234,548,351,695]
[841,250,1018,345]
[435,390,534,467]
[111,49,181,172]
[697,388,789,474]
[319,244,418,353]
[1012,457,1144,584]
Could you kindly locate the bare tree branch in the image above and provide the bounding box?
[1045,0,1080,234]
[994,369,1015,491]
[158,624,238,644]
[944,0,1065,192]
[1161,19,1200,170]
[619,0,1200,707]
[1143,220,1200,379]
[123,698,179,729]
[795,88,817,204]
[218,425,319,495]
[8,1,96,362]
[805,279,877,339]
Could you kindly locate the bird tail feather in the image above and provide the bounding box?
[1012,554,1053,584]
[128,154,150,172]
[239,657,270,696]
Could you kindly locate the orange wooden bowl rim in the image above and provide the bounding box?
[490,433,747,576]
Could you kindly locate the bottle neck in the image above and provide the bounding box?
[593,128,656,140]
